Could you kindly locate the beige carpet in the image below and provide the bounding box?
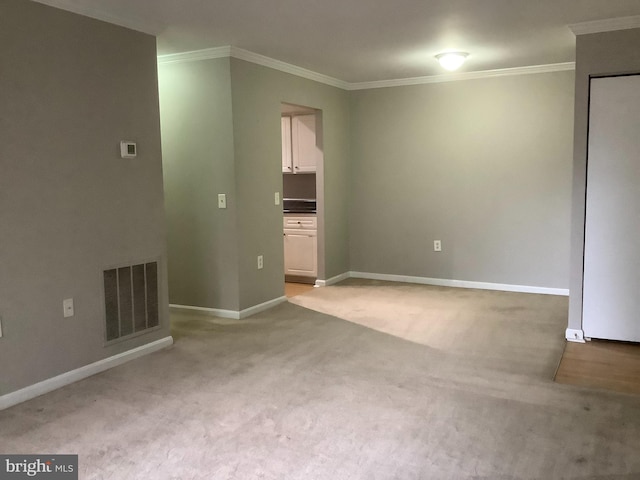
[289,278,568,380]
[2,282,640,479]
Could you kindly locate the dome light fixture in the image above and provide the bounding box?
[435,52,469,71]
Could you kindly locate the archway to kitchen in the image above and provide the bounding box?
[280,102,325,298]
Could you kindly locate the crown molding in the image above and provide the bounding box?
[30,0,163,35]
[346,62,576,90]
[157,45,349,89]
[229,47,350,90]
[157,46,232,65]
[157,46,575,91]
[569,15,640,36]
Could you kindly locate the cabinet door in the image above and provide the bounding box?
[291,114,318,173]
[281,116,292,173]
[284,230,317,277]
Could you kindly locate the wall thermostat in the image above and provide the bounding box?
[120,141,137,158]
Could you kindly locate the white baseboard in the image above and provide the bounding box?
[565,328,586,343]
[170,304,239,319]
[349,271,569,296]
[315,272,350,287]
[170,296,287,320]
[0,336,173,411]
[239,296,287,319]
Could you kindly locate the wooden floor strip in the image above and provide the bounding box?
[555,339,640,396]
[285,282,315,298]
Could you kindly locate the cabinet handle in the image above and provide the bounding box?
[295,166,299,169]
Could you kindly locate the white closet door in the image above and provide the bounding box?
[583,75,640,342]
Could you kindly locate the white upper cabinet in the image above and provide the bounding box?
[281,116,292,173]
[291,114,319,173]
[282,114,318,173]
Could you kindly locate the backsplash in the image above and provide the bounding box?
[283,173,316,199]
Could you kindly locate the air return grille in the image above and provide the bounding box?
[103,262,159,342]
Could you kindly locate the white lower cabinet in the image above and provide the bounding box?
[283,216,317,277]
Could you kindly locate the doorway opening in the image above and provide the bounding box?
[280,102,324,299]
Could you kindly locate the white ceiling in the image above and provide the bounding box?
[33,0,640,83]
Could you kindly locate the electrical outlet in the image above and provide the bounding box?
[275,192,280,206]
[63,298,74,318]
[218,193,227,209]
[257,255,264,270]
[434,240,442,252]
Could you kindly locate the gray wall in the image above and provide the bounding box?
[568,28,640,332]
[350,71,574,288]
[158,58,240,311]
[0,1,170,395]
[157,58,351,312]
[159,61,575,314]
[230,59,351,309]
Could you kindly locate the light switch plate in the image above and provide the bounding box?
[63,298,74,318]
[434,240,442,252]
[218,194,227,209]
[275,192,280,206]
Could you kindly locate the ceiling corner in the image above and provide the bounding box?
[30,0,164,36]
[569,15,640,36]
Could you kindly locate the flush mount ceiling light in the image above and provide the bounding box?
[435,52,469,71]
